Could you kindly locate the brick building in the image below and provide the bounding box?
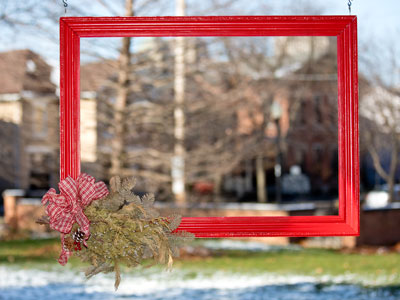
[226,37,339,201]
[284,47,339,196]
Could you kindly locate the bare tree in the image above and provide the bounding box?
[1,0,345,205]
[361,87,400,202]
[110,0,134,177]
[359,37,400,202]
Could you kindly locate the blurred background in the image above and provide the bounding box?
[0,0,400,299]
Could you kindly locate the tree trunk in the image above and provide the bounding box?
[110,0,134,177]
[213,173,222,202]
[388,137,399,202]
[245,159,253,192]
[367,132,399,203]
[387,176,395,203]
[172,0,186,205]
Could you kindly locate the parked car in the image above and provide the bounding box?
[365,190,389,208]
[364,184,400,208]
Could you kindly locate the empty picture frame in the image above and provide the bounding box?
[60,16,359,237]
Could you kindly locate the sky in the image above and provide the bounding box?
[298,0,400,41]
[0,0,399,85]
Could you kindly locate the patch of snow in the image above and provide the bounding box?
[200,239,301,252]
[1,266,400,300]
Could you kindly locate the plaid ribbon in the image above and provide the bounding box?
[42,173,109,265]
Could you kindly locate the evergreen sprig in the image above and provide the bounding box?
[67,176,194,290]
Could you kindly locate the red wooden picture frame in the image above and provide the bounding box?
[60,16,359,238]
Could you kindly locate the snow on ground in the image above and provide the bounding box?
[199,239,301,252]
[1,266,400,300]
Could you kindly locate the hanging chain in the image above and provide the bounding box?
[348,0,353,15]
[62,0,68,14]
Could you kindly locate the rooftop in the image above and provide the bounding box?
[0,49,55,95]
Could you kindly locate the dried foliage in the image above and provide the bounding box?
[65,176,194,290]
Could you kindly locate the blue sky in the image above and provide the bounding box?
[303,0,399,41]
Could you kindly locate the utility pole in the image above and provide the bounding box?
[256,155,267,203]
[172,0,186,205]
[256,98,269,203]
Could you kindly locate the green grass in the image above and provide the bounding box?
[175,248,400,279]
[0,238,60,264]
[1,238,399,285]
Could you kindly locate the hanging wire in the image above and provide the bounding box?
[63,0,68,15]
[348,0,353,15]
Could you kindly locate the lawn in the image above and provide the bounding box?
[1,238,399,285]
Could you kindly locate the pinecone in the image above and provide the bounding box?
[72,229,85,243]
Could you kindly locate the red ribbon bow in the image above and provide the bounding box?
[42,173,109,265]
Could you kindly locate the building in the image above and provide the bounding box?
[0,49,58,196]
[80,59,117,178]
[284,45,339,197]
[222,37,339,201]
